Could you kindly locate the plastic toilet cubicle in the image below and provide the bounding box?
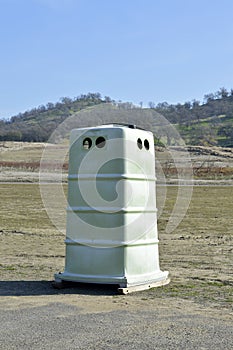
[54,124,169,294]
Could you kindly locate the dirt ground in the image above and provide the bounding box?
[0,287,232,349]
[0,182,232,349]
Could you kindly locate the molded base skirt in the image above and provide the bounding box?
[53,270,170,294]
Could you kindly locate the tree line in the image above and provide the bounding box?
[0,93,113,142]
[0,89,233,146]
[148,87,233,147]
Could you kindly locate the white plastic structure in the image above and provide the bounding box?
[54,124,169,293]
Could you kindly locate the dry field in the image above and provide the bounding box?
[1,141,233,183]
[0,142,232,349]
[0,183,232,308]
[0,142,232,305]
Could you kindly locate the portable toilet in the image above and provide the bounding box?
[54,124,169,293]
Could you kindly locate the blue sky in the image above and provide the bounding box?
[1,0,233,119]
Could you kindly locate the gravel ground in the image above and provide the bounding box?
[0,282,232,350]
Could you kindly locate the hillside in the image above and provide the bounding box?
[0,93,110,142]
[154,87,233,147]
[0,88,233,147]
